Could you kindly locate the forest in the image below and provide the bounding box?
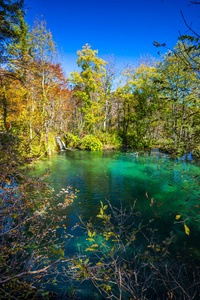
[0,0,200,299]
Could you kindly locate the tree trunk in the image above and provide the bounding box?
[2,83,8,132]
[45,123,51,156]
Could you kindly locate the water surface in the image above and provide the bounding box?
[30,150,200,257]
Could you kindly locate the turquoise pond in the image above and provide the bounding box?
[29,149,200,259]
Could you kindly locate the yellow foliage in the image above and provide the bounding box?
[184,224,190,236]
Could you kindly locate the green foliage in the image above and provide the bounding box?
[192,146,200,157]
[79,135,103,151]
[0,0,24,62]
[97,132,122,149]
[70,44,107,133]
[65,132,81,149]
[119,131,150,149]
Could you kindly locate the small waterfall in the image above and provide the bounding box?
[56,136,67,151]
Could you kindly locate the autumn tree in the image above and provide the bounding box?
[0,2,27,134]
[70,44,107,134]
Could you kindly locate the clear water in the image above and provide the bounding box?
[29,150,200,297]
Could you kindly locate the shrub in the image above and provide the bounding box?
[97,132,122,149]
[79,135,103,151]
[122,132,150,149]
[65,132,81,149]
[192,145,200,157]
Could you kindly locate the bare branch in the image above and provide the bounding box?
[190,1,200,4]
[0,259,69,285]
[180,10,200,38]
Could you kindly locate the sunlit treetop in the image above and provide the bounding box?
[70,44,108,93]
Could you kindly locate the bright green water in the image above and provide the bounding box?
[29,150,200,298]
[30,150,200,255]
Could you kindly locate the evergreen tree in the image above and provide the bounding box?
[0,0,24,63]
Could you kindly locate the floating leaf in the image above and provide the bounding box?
[175,215,181,220]
[184,224,190,236]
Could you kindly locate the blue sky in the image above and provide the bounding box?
[25,0,200,75]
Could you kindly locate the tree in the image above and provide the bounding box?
[70,44,107,134]
[156,43,200,152]
[102,55,117,130]
[6,7,29,85]
[0,0,26,132]
[177,1,200,76]
[113,60,160,148]
[26,19,57,156]
[0,0,24,63]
